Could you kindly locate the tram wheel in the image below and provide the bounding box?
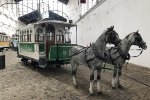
[31,61,39,69]
[56,64,61,68]
[21,58,28,65]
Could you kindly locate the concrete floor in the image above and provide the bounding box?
[0,50,149,100]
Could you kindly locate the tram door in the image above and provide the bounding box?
[46,24,55,59]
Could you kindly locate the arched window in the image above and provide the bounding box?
[29,28,32,42]
[27,29,29,42]
[46,24,55,43]
[56,30,64,44]
[35,28,44,42]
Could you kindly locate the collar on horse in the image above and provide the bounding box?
[91,44,107,61]
[106,47,130,65]
[117,47,130,60]
[84,44,107,69]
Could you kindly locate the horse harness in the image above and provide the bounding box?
[85,46,130,70]
[109,47,130,64]
[84,46,108,69]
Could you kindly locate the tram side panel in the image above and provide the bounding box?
[18,25,41,62]
[18,43,39,61]
[0,33,11,48]
[0,42,10,47]
[49,44,77,64]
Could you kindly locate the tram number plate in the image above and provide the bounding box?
[63,51,66,55]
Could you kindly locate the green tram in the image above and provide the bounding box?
[18,20,77,68]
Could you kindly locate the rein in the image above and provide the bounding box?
[124,48,143,70]
[92,48,107,61]
[117,47,130,60]
[69,28,112,58]
[129,48,143,58]
[69,46,89,58]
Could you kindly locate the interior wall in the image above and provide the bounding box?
[68,0,150,67]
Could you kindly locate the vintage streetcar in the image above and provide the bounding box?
[0,32,11,48]
[17,20,77,68]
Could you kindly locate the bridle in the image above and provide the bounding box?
[105,29,120,45]
[114,32,144,69]
[116,32,144,60]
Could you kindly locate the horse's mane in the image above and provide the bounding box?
[125,33,132,39]
[114,32,133,48]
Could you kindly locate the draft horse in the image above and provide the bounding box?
[103,30,147,88]
[69,26,121,95]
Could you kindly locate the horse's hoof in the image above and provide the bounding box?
[97,91,103,95]
[89,93,94,96]
[74,85,78,89]
[118,85,124,89]
[112,87,116,90]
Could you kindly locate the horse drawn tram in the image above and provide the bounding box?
[17,20,77,68]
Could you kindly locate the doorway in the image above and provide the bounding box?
[46,24,55,59]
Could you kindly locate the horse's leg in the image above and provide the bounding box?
[71,62,79,88]
[97,69,102,95]
[111,66,118,89]
[89,69,94,95]
[117,66,123,88]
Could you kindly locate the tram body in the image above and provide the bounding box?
[18,20,77,68]
[0,32,10,48]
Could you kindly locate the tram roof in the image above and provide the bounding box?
[34,20,76,27]
[0,32,6,35]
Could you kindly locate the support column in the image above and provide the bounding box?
[86,0,89,11]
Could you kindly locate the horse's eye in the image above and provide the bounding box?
[137,37,142,41]
[112,35,115,38]
[138,38,142,41]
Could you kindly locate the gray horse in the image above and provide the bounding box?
[69,26,121,95]
[103,31,147,89]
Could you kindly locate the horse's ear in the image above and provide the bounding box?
[136,30,139,33]
[110,26,114,30]
[108,26,114,30]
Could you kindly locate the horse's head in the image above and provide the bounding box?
[105,26,121,45]
[131,30,147,50]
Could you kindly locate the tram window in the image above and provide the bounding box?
[56,30,64,43]
[35,34,38,42]
[26,29,31,42]
[50,32,53,41]
[22,31,24,42]
[3,36,5,41]
[4,36,7,42]
[20,31,22,42]
[23,30,25,42]
[47,32,54,41]
[30,29,32,33]
[25,30,27,42]
[20,30,23,42]
[65,32,71,43]
[35,28,44,42]
[21,31,23,42]
[27,29,29,42]
[29,29,32,42]
[22,30,24,42]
